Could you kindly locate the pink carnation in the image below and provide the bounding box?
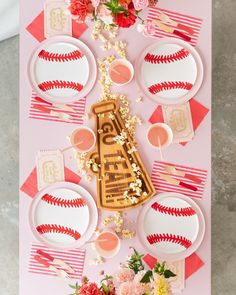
[114,268,135,284]
[118,281,146,295]
[80,282,100,295]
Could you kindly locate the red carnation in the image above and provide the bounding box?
[80,282,100,295]
[68,0,94,21]
[115,3,137,28]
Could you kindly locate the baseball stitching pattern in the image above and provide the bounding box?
[151,202,196,217]
[38,49,84,62]
[148,81,193,94]
[36,224,81,240]
[41,193,87,208]
[147,233,192,249]
[38,80,84,92]
[144,48,190,64]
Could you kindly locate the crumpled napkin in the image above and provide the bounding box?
[0,0,19,41]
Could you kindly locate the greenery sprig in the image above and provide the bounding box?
[127,247,145,274]
[105,0,127,18]
[140,262,176,283]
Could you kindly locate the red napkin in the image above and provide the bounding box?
[143,253,204,280]
[185,253,204,279]
[149,98,209,146]
[26,11,88,42]
[20,167,81,198]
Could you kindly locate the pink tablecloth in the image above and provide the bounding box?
[20,0,211,294]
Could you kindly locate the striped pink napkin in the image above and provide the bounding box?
[29,91,86,125]
[28,243,86,279]
[151,161,207,199]
[147,7,203,47]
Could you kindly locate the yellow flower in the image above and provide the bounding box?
[152,274,171,295]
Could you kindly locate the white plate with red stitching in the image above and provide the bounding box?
[137,192,205,261]
[28,36,97,104]
[135,38,203,105]
[29,182,98,250]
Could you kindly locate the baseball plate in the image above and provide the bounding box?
[28,35,97,104]
[136,38,203,105]
[29,182,98,250]
[137,192,205,261]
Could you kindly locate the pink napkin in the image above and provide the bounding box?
[149,98,209,146]
[151,161,207,199]
[26,11,87,42]
[143,253,204,279]
[147,7,203,47]
[20,167,81,198]
[30,92,86,125]
[29,243,86,279]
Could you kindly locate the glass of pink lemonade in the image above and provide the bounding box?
[109,59,134,86]
[95,230,121,258]
[70,126,96,153]
[147,123,173,149]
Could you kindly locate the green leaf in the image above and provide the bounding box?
[140,270,153,283]
[102,283,109,293]
[69,284,76,289]
[154,262,165,275]
[164,270,176,279]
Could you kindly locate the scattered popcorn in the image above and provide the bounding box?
[82,113,90,121]
[128,146,137,154]
[94,229,101,236]
[89,256,105,266]
[97,129,104,134]
[113,130,128,145]
[85,174,92,182]
[136,96,143,103]
[121,229,136,239]
[129,196,139,204]
[108,112,115,120]
[101,212,135,239]
[91,21,126,58]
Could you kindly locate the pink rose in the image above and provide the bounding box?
[133,0,149,10]
[143,21,156,36]
[80,282,100,295]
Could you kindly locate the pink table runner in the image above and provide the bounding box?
[20,0,211,294]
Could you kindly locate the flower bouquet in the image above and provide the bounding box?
[66,0,158,28]
[69,249,176,295]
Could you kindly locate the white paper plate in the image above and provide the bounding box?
[137,192,205,261]
[29,182,98,250]
[136,38,203,105]
[28,36,97,104]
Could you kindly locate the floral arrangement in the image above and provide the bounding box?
[69,248,176,295]
[66,0,158,28]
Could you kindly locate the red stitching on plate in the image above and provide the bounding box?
[38,80,84,92]
[38,49,84,62]
[36,224,81,240]
[144,48,190,64]
[147,233,192,249]
[42,193,87,208]
[151,202,196,217]
[148,81,193,94]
